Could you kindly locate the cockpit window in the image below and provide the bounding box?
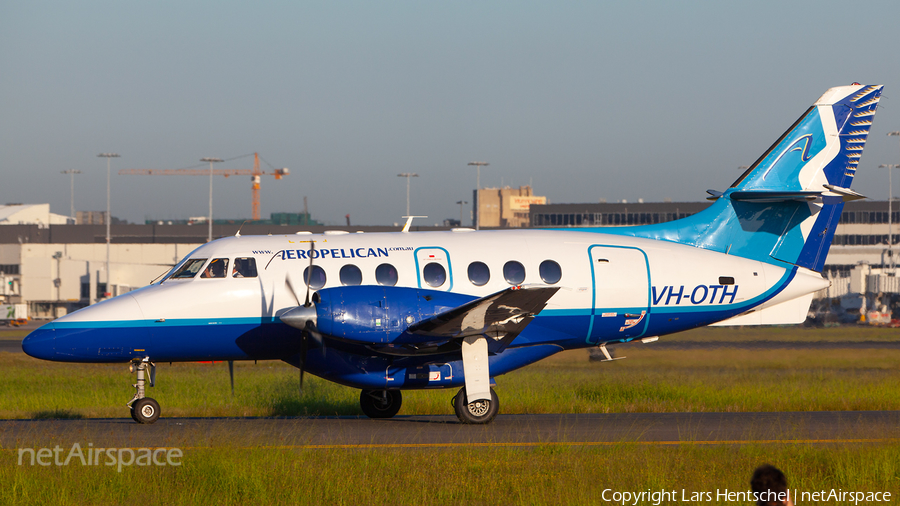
[169,258,208,279]
[232,257,258,278]
[201,258,229,278]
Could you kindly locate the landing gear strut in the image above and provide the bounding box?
[359,389,402,419]
[127,357,160,424]
[453,387,499,424]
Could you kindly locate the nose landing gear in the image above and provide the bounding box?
[127,357,160,424]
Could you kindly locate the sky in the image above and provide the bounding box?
[3,1,900,226]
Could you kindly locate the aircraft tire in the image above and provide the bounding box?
[454,387,499,424]
[359,389,402,419]
[132,397,161,424]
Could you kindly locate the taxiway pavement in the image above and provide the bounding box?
[2,411,897,450]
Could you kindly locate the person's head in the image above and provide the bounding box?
[751,464,791,506]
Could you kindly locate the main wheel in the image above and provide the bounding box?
[454,387,499,424]
[132,397,161,424]
[359,389,402,419]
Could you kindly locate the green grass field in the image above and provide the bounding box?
[2,325,899,504]
[1,326,898,419]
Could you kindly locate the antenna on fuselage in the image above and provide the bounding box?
[235,220,251,237]
[401,216,427,233]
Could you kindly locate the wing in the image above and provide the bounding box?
[380,286,560,355]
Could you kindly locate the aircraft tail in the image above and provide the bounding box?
[623,84,883,272]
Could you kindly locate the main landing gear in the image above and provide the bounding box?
[127,357,160,424]
[452,387,499,424]
[359,389,402,419]
[356,387,500,424]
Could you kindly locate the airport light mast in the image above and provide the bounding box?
[97,153,119,300]
[201,157,224,242]
[397,173,418,217]
[456,200,467,227]
[468,161,489,229]
[60,169,82,221]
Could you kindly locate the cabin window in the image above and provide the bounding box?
[503,261,526,285]
[232,257,258,278]
[539,260,562,284]
[467,261,490,286]
[303,265,327,289]
[340,265,363,286]
[170,258,207,279]
[201,258,229,278]
[375,263,398,286]
[423,262,447,287]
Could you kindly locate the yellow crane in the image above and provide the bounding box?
[119,153,288,221]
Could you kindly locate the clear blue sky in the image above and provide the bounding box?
[3,1,900,226]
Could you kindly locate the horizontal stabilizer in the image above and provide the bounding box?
[709,293,814,326]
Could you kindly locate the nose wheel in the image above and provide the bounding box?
[131,397,160,424]
[127,358,161,424]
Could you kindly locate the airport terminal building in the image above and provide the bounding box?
[3,200,900,320]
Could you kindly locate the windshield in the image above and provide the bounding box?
[168,258,208,279]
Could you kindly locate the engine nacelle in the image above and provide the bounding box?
[313,286,475,344]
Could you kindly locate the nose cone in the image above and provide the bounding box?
[23,294,147,362]
[22,322,57,360]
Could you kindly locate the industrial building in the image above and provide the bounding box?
[5,198,900,322]
[473,186,546,228]
[0,204,72,226]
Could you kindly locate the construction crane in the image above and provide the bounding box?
[119,153,289,220]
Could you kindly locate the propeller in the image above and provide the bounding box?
[282,242,321,395]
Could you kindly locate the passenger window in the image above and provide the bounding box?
[423,262,446,287]
[375,263,398,286]
[340,265,363,286]
[201,258,229,278]
[303,265,327,289]
[169,258,207,279]
[539,260,562,284]
[467,261,490,286]
[232,257,258,278]
[503,261,526,285]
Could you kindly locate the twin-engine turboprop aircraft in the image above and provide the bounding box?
[24,84,882,424]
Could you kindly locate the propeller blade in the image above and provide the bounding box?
[228,360,234,396]
[284,272,302,306]
[299,332,308,395]
[304,242,315,306]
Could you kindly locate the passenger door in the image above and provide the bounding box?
[588,245,650,342]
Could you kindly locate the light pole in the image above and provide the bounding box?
[397,173,418,217]
[456,200,467,227]
[468,161,489,229]
[97,153,119,299]
[880,162,900,272]
[60,169,81,221]
[201,157,223,242]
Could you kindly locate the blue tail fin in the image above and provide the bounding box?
[618,84,883,272]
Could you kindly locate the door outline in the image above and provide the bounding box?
[586,244,651,344]
[413,247,453,292]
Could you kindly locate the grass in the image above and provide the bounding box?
[2,443,898,505]
[1,326,899,419]
[2,325,899,504]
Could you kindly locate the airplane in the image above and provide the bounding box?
[23,84,882,424]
